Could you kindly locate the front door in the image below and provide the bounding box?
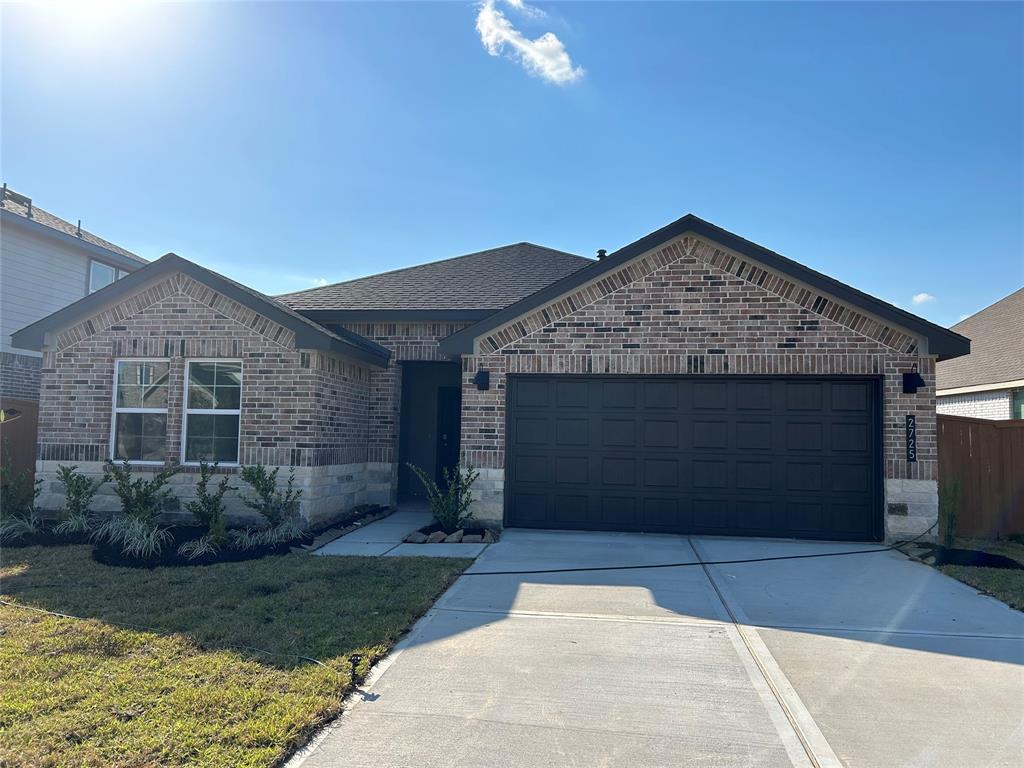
[397,362,462,501]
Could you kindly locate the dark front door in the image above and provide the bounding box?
[506,376,882,541]
[398,362,462,501]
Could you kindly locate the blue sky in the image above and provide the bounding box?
[2,1,1021,326]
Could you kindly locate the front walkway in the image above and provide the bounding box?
[314,508,491,558]
[293,529,1024,768]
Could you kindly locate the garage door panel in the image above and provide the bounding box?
[554,456,589,484]
[507,376,880,541]
[643,458,680,488]
[693,420,729,449]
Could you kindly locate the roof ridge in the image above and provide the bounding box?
[276,242,586,299]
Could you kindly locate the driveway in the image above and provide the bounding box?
[292,530,1024,768]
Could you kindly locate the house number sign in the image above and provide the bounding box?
[905,414,917,463]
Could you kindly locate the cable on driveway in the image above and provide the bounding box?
[458,523,938,577]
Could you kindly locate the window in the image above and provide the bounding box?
[183,361,242,464]
[89,261,129,293]
[112,360,170,462]
[1013,389,1024,420]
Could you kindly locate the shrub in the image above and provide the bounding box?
[232,465,306,550]
[0,448,43,543]
[93,461,178,558]
[939,478,961,549]
[239,465,301,526]
[53,464,106,536]
[180,461,234,556]
[407,463,479,533]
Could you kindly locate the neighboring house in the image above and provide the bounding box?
[0,186,145,480]
[936,288,1024,420]
[12,214,968,541]
[0,186,146,402]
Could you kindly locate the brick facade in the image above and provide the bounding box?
[937,390,1014,421]
[336,321,471,498]
[0,350,41,401]
[458,234,938,539]
[33,272,384,525]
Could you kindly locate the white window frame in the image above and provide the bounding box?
[180,359,243,467]
[109,358,171,466]
[89,260,117,293]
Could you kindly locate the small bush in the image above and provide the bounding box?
[407,463,479,533]
[181,461,234,554]
[93,461,178,558]
[0,448,43,543]
[939,478,961,549]
[53,464,106,536]
[239,465,301,526]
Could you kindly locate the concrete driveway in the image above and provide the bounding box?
[292,530,1024,768]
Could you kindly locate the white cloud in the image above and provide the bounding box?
[912,292,936,305]
[475,0,584,85]
[310,277,328,287]
[958,313,971,321]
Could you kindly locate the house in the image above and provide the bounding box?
[11,214,968,541]
[0,186,145,476]
[936,288,1023,420]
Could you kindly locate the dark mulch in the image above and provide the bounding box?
[2,529,90,548]
[91,526,303,569]
[923,544,1024,570]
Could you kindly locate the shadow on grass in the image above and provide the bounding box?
[0,544,470,669]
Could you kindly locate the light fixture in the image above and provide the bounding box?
[473,370,490,391]
[902,363,926,394]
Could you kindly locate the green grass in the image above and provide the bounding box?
[939,537,1024,612]
[0,545,470,767]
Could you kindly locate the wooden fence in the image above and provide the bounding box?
[937,414,1024,538]
[0,397,39,486]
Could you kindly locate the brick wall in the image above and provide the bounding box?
[937,390,1013,420]
[336,321,471,499]
[34,272,380,524]
[458,234,938,539]
[0,351,41,400]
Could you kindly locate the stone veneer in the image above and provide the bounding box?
[458,234,939,540]
[33,272,386,526]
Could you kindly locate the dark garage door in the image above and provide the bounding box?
[506,376,882,541]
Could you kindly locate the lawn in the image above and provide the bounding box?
[939,537,1024,611]
[0,545,470,767]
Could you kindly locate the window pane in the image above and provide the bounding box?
[187,362,240,410]
[90,261,116,293]
[1013,390,1024,420]
[185,414,239,462]
[188,387,215,409]
[214,362,242,387]
[114,413,166,461]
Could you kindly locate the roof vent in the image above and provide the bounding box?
[596,249,607,260]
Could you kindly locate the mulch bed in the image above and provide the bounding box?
[920,544,1024,570]
[2,529,90,548]
[92,525,303,569]
[417,522,490,539]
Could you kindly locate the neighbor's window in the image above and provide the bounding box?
[183,361,242,464]
[89,261,129,293]
[112,360,170,462]
[1013,389,1024,420]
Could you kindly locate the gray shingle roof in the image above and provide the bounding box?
[937,287,1024,391]
[1,187,145,264]
[276,243,591,311]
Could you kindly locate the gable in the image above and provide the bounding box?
[478,234,919,357]
[439,215,969,360]
[53,273,298,354]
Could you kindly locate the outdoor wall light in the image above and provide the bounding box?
[473,369,490,391]
[902,364,926,394]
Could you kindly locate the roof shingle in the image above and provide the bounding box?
[1,187,145,264]
[937,287,1024,391]
[276,243,591,311]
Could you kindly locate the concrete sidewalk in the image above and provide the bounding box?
[292,530,1024,768]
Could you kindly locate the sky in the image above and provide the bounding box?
[2,1,1021,327]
